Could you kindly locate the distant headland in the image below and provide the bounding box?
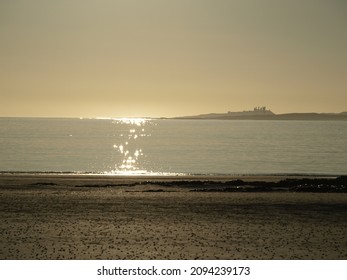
[172,107,347,121]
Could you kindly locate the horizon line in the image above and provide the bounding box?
[1,109,347,119]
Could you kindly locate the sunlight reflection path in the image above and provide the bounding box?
[109,118,149,175]
[104,118,185,176]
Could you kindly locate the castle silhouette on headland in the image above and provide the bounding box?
[227,106,274,116]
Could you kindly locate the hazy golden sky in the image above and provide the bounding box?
[1,0,346,117]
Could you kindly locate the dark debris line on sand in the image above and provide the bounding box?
[32,176,347,193]
[189,176,347,193]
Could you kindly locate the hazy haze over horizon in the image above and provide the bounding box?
[1,0,346,118]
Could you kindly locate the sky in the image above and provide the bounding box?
[1,0,346,118]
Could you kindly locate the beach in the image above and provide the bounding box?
[0,174,346,260]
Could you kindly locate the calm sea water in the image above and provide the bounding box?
[0,118,346,175]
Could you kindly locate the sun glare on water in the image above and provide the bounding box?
[106,118,152,175]
[93,117,183,176]
[114,118,149,126]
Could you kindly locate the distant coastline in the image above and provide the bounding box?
[172,107,347,121]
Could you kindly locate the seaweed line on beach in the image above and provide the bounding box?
[22,176,347,193]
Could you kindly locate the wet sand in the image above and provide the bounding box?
[0,174,346,259]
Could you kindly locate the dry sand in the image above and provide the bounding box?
[0,174,346,259]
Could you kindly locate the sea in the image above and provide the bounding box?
[0,117,346,176]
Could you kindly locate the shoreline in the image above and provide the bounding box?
[0,172,342,181]
[0,173,346,193]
